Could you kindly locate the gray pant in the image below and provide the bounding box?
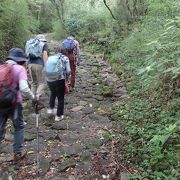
[28,64,45,98]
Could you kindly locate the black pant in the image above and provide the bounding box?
[47,79,65,117]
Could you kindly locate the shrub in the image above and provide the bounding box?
[0,0,33,59]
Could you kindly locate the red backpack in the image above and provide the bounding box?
[0,64,16,109]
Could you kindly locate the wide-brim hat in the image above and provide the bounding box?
[36,34,47,42]
[7,48,28,62]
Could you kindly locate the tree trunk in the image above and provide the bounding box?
[103,0,116,20]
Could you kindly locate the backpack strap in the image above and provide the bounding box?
[56,54,64,80]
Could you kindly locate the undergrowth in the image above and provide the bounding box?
[111,16,180,179]
[85,15,180,180]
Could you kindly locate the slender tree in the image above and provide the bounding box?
[103,0,116,20]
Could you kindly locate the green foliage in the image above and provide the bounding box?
[65,11,108,42]
[0,0,32,59]
[65,17,83,36]
[26,0,55,33]
[101,84,113,97]
[138,17,180,92]
[112,96,180,178]
[52,20,66,40]
[147,0,179,17]
[113,0,148,34]
[50,0,109,39]
[84,0,180,178]
[82,14,107,34]
[39,3,54,32]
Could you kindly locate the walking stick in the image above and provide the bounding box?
[35,102,40,173]
[35,101,45,174]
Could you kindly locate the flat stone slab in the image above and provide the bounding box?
[61,134,79,144]
[0,145,12,153]
[52,121,68,130]
[39,158,51,176]
[24,132,36,141]
[76,162,91,172]
[78,101,88,106]
[58,159,76,172]
[85,138,103,149]
[80,150,92,161]
[60,144,84,157]
[71,106,84,112]
[88,114,109,122]
[82,107,95,115]
[0,154,13,163]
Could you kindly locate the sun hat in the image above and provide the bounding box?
[36,34,47,42]
[7,48,28,62]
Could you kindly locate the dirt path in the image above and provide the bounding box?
[0,36,130,179]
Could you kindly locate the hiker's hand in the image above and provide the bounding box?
[32,99,37,107]
[77,61,80,66]
[32,97,38,107]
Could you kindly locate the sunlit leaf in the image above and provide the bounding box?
[146,40,158,46]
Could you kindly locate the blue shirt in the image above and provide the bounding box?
[28,57,44,65]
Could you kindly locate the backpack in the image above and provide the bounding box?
[25,38,44,58]
[0,64,16,109]
[62,39,75,53]
[45,54,65,81]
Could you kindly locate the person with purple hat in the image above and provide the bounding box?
[0,48,37,163]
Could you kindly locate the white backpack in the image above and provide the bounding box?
[45,54,65,81]
[25,38,44,58]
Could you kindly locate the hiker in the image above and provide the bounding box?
[45,45,71,121]
[62,34,80,91]
[0,48,37,162]
[26,34,48,100]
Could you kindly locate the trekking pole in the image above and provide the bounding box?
[35,102,40,173]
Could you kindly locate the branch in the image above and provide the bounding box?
[103,0,116,20]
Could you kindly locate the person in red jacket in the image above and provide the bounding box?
[65,34,80,91]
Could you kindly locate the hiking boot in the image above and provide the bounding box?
[13,149,27,163]
[55,115,64,121]
[47,108,53,114]
[47,108,57,115]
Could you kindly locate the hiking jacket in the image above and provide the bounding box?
[6,60,34,102]
[66,36,80,63]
